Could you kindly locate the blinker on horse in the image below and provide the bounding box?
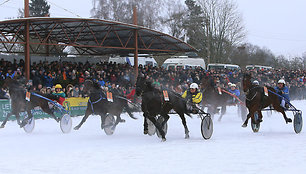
[135,74,191,141]
[241,73,292,128]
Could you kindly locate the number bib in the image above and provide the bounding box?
[107,92,113,102]
[26,92,31,101]
[264,86,268,96]
[163,90,169,101]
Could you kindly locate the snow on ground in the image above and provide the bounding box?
[0,100,305,174]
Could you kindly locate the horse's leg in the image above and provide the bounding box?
[177,112,190,139]
[20,109,34,128]
[111,114,121,130]
[242,112,253,127]
[257,110,263,123]
[74,107,92,130]
[218,106,227,122]
[148,116,166,141]
[143,112,149,134]
[15,113,22,126]
[0,112,14,128]
[273,104,292,123]
[100,113,107,129]
[41,103,60,122]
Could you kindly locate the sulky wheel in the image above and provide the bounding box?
[201,114,213,140]
[103,114,116,135]
[60,114,72,133]
[146,118,156,136]
[23,113,35,133]
[293,112,303,134]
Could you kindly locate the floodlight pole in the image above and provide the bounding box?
[24,0,30,80]
[133,6,138,80]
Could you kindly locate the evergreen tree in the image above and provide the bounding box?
[183,0,206,57]
[29,0,50,17]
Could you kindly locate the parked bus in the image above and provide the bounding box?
[161,56,205,70]
[207,63,240,71]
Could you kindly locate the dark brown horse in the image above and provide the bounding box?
[1,78,60,128]
[241,73,292,128]
[201,76,232,121]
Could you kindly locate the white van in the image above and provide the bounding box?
[246,65,273,71]
[207,63,240,71]
[109,54,158,67]
[161,56,205,70]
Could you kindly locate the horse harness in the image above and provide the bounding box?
[88,92,107,114]
[245,86,270,110]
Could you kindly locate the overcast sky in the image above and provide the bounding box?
[0,0,306,58]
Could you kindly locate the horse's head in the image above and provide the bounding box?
[242,73,252,92]
[82,80,94,95]
[200,75,214,91]
[2,77,15,90]
[135,73,147,96]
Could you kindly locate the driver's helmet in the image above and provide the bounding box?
[190,83,199,89]
[252,80,259,85]
[278,79,285,85]
[55,84,62,89]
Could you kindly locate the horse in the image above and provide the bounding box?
[74,80,136,131]
[201,76,232,121]
[241,73,292,127]
[135,74,191,141]
[0,78,60,128]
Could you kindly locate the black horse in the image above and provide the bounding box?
[74,80,136,131]
[135,74,191,141]
[201,76,232,121]
[1,78,60,128]
[241,73,292,127]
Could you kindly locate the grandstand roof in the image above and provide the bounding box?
[0,17,196,55]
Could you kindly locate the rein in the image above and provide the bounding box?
[31,92,68,113]
[88,94,106,114]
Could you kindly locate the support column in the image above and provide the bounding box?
[24,0,30,80]
[133,6,138,79]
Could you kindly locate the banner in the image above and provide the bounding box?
[0,97,89,121]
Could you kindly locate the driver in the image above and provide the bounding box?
[52,84,66,105]
[274,79,290,108]
[182,83,202,113]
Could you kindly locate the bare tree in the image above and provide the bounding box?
[196,0,246,63]
[91,0,163,30]
[161,0,187,39]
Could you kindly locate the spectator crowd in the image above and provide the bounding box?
[0,58,305,100]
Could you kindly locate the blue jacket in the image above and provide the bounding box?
[274,86,290,101]
[43,75,54,88]
[229,89,240,97]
